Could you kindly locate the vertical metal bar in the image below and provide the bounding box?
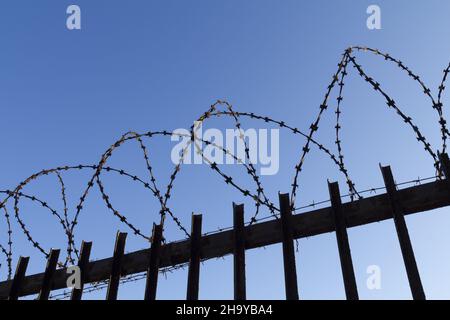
[144,224,163,300]
[106,232,127,300]
[186,214,202,301]
[438,152,450,180]
[233,203,246,300]
[8,256,29,300]
[279,193,299,300]
[70,241,92,301]
[328,182,359,300]
[38,249,60,300]
[380,165,426,300]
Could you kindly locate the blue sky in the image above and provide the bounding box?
[1,0,450,299]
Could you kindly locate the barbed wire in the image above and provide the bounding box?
[353,46,450,156]
[0,46,448,293]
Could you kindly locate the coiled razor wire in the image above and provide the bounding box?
[0,46,448,293]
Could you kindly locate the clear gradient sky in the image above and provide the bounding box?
[1,0,450,300]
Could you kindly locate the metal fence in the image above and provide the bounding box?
[1,153,450,300]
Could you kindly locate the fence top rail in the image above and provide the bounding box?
[0,178,448,299]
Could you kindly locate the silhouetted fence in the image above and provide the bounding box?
[2,153,450,300]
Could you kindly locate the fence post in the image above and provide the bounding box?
[279,193,299,300]
[187,214,202,300]
[328,182,359,300]
[380,165,426,300]
[233,203,246,300]
[70,241,92,300]
[8,256,29,300]
[144,224,163,300]
[38,249,60,300]
[106,232,127,300]
[438,152,450,180]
